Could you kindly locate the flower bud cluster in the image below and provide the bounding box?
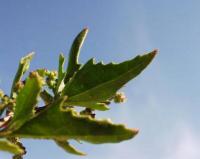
[44,70,58,91]
[0,90,16,117]
[0,90,14,106]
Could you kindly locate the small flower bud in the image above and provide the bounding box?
[29,71,38,78]
[46,78,56,89]
[45,70,50,76]
[113,92,126,103]
[49,70,58,79]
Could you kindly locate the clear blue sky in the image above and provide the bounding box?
[0,0,200,159]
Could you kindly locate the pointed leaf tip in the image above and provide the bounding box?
[82,27,89,33]
[131,128,139,135]
[151,49,158,56]
[55,140,86,156]
[21,52,35,64]
[64,28,89,83]
[142,49,157,59]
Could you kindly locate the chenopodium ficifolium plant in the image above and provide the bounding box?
[0,28,157,159]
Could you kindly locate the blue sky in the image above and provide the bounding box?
[0,0,200,159]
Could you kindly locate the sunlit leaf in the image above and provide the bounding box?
[56,53,66,93]
[55,140,86,156]
[0,140,24,155]
[11,97,138,144]
[7,72,43,132]
[10,52,34,97]
[62,50,157,110]
[64,28,88,83]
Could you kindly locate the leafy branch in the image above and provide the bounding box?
[0,28,157,158]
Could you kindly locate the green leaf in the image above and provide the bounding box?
[83,102,109,111]
[56,53,66,93]
[10,97,138,144]
[6,72,43,132]
[0,140,24,155]
[62,50,157,109]
[55,140,86,156]
[10,52,34,97]
[64,28,88,84]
